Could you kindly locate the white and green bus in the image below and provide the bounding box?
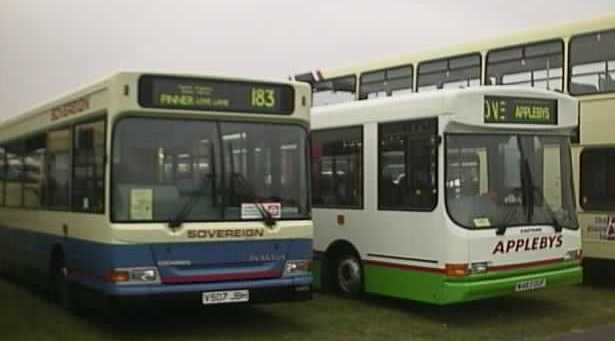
[295,13,615,267]
[0,72,313,309]
[310,86,581,304]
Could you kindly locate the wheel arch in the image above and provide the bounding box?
[325,239,361,261]
[320,239,362,291]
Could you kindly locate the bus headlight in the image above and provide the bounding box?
[284,260,312,276]
[108,267,161,285]
[470,262,490,274]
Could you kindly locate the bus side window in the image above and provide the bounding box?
[24,135,46,208]
[486,40,563,92]
[72,120,106,213]
[378,118,438,211]
[569,29,615,95]
[311,127,363,209]
[581,148,615,210]
[417,54,481,92]
[312,76,357,107]
[360,65,413,100]
[5,141,24,208]
[47,128,72,209]
[0,146,5,206]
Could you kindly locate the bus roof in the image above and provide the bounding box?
[311,86,577,130]
[0,71,310,143]
[309,12,615,79]
[1,71,307,126]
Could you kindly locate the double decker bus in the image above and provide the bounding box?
[295,13,615,268]
[310,87,581,304]
[0,72,313,309]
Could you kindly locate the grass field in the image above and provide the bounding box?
[1,276,615,341]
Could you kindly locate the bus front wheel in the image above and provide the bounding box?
[335,254,363,296]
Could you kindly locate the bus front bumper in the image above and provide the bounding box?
[96,276,312,304]
[440,263,582,304]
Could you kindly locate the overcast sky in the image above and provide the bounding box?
[2,0,615,120]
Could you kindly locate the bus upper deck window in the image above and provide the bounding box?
[569,29,615,95]
[487,40,563,91]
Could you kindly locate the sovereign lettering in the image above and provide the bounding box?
[187,228,265,239]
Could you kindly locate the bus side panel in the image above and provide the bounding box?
[311,251,324,290]
[63,239,156,291]
[364,264,445,304]
[579,97,615,260]
[0,221,150,291]
[578,213,615,259]
[0,222,58,285]
[579,98,615,146]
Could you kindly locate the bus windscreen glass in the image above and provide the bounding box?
[446,134,577,230]
[111,118,309,222]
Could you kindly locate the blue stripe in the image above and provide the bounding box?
[0,225,312,296]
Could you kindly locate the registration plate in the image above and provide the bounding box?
[515,278,546,292]
[202,290,250,305]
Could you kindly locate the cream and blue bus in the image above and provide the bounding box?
[310,87,581,304]
[294,13,615,269]
[0,72,312,309]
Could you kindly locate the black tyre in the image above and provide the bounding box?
[335,253,363,296]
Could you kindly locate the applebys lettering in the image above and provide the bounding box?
[492,235,563,255]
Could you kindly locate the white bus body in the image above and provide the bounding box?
[310,86,581,304]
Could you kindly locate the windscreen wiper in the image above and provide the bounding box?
[497,137,532,236]
[530,185,563,233]
[169,175,212,229]
[522,158,535,224]
[519,146,563,233]
[232,173,277,227]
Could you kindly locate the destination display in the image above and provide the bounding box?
[139,75,294,114]
[484,96,557,125]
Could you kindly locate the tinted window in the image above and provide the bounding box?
[360,65,413,99]
[418,54,481,92]
[0,147,5,206]
[581,149,615,210]
[313,76,356,106]
[312,127,363,208]
[47,128,72,209]
[487,40,563,91]
[24,135,46,208]
[569,29,615,95]
[5,142,24,207]
[72,120,105,213]
[379,118,438,210]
